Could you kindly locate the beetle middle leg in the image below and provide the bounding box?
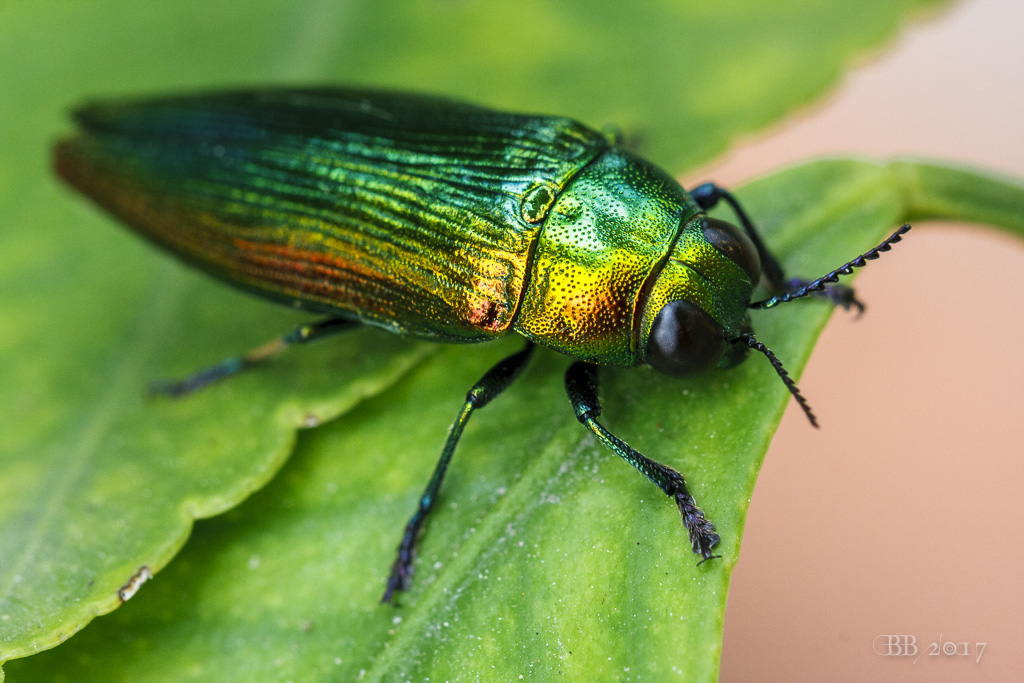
[382,341,536,604]
[151,317,358,396]
[564,362,721,561]
[689,182,864,313]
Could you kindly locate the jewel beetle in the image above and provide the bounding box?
[54,88,910,603]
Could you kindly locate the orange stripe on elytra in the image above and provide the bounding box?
[228,237,406,310]
[230,237,380,279]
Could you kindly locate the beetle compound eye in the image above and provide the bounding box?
[703,218,760,285]
[646,301,727,378]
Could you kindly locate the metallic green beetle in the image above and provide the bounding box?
[55,88,909,602]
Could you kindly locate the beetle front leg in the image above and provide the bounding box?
[151,317,358,396]
[564,362,720,561]
[689,182,863,313]
[382,341,536,604]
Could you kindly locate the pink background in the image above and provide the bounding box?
[690,0,1024,680]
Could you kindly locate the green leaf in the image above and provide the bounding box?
[0,0,960,678]
[7,159,1024,682]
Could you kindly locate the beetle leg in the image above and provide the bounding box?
[564,362,721,562]
[382,341,536,604]
[689,182,864,313]
[151,317,358,397]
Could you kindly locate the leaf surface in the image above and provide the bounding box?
[7,158,1023,682]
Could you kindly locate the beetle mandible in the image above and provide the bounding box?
[55,88,909,602]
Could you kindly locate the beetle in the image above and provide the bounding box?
[54,88,909,603]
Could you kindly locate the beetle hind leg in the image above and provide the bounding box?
[151,317,357,396]
[382,341,535,604]
[564,362,721,562]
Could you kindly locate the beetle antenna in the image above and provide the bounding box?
[733,333,818,428]
[749,224,911,310]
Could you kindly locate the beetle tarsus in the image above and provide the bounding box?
[784,278,865,314]
[678,494,721,562]
[382,520,421,604]
[651,460,721,561]
[150,358,245,397]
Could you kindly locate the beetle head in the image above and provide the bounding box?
[641,215,760,378]
[642,219,912,428]
[639,213,819,425]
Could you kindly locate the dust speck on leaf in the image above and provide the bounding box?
[118,565,152,602]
